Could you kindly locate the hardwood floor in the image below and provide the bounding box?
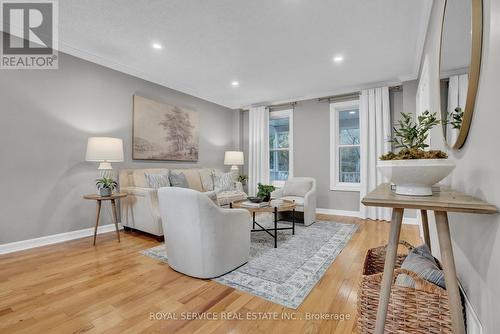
[0,215,421,334]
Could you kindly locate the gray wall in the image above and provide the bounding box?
[241,83,417,212]
[419,0,500,331]
[0,52,236,244]
[293,99,360,211]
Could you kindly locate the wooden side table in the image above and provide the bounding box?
[83,192,128,246]
[362,184,497,334]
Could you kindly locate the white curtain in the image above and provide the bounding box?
[248,106,270,196]
[447,74,468,144]
[359,87,392,220]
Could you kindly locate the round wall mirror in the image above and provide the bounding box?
[439,0,483,149]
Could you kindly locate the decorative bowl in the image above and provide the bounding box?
[247,196,263,203]
[377,159,456,196]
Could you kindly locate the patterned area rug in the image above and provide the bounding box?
[142,218,358,309]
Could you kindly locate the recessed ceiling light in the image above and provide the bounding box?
[231,81,239,87]
[349,111,356,114]
[152,43,163,50]
[333,55,344,63]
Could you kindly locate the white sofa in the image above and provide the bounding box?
[158,187,251,278]
[119,168,246,237]
[272,177,317,226]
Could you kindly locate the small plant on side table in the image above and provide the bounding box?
[96,177,118,197]
[257,183,276,202]
[238,174,248,186]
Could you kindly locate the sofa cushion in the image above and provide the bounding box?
[145,171,170,189]
[214,171,236,192]
[171,169,203,191]
[282,179,313,197]
[133,168,169,188]
[395,244,445,289]
[203,191,219,205]
[199,168,216,192]
[169,171,189,188]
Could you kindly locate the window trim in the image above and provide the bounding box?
[330,100,361,191]
[269,109,293,188]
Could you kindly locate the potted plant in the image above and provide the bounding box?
[96,177,118,197]
[257,183,276,202]
[237,174,248,186]
[444,107,464,130]
[378,111,455,196]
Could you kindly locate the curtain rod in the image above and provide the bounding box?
[317,92,360,103]
[267,101,297,110]
[317,85,402,103]
[240,84,403,110]
[240,101,296,111]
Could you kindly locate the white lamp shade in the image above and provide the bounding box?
[85,137,124,162]
[224,151,244,165]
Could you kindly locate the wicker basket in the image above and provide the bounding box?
[357,241,454,334]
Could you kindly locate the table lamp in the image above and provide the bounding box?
[224,151,244,172]
[85,137,124,170]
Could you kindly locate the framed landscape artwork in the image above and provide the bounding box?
[133,95,199,161]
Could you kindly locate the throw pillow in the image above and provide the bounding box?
[395,244,445,289]
[214,171,236,193]
[169,171,189,188]
[203,191,219,205]
[145,172,170,189]
[199,168,216,191]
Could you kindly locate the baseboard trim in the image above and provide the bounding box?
[0,224,123,255]
[316,208,361,217]
[317,208,417,225]
[458,281,483,334]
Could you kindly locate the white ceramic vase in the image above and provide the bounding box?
[377,159,456,196]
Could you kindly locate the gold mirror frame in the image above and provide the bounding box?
[439,0,483,149]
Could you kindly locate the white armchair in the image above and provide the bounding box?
[157,187,251,279]
[272,177,317,226]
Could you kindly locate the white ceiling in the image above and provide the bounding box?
[56,0,433,109]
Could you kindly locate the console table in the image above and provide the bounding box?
[362,184,497,334]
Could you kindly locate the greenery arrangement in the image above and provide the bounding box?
[96,177,118,192]
[256,183,276,201]
[444,107,464,130]
[380,110,448,160]
[238,174,248,186]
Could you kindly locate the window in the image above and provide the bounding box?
[269,109,293,187]
[330,100,361,191]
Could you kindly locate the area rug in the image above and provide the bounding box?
[141,218,357,309]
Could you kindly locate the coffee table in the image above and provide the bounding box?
[230,199,296,248]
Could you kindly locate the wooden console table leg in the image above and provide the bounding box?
[93,200,102,246]
[421,209,431,251]
[111,199,121,243]
[435,211,465,334]
[374,207,404,334]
